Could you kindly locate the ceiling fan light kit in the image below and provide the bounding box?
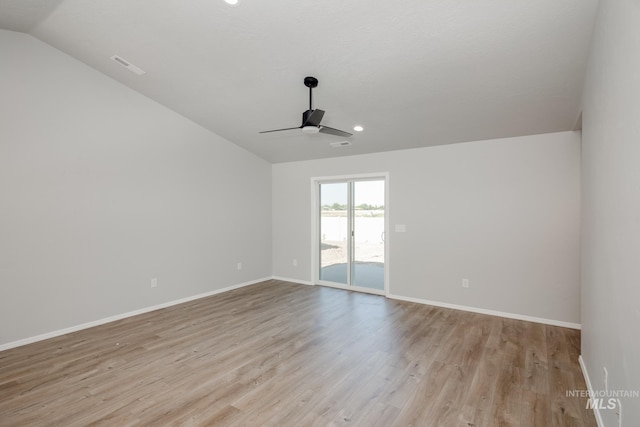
[260,76,353,138]
[302,126,320,134]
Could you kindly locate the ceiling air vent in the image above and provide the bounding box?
[110,55,146,75]
[329,141,352,148]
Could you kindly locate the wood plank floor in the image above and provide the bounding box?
[0,280,597,426]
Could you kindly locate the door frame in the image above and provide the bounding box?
[310,172,390,296]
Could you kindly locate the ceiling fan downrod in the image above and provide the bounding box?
[304,76,318,111]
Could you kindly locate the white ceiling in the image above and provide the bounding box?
[0,0,598,163]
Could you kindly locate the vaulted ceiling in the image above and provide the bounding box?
[0,0,598,163]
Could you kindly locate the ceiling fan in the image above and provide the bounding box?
[259,76,353,138]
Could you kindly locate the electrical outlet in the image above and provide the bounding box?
[293,259,297,267]
[151,278,158,288]
[462,278,469,288]
[237,262,242,270]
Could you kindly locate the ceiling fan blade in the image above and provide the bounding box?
[319,126,353,137]
[302,109,325,127]
[259,126,301,134]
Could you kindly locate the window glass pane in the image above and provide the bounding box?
[319,183,348,284]
[352,180,385,290]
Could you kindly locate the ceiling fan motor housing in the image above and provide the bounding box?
[302,109,316,125]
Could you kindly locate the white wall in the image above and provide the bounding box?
[273,132,581,325]
[0,30,272,346]
[581,0,640,425]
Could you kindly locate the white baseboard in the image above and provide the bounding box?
[271,276,314,286]
[579,355,605,427]
[269,279,580,329]
[0,277,271,352]
[1,278,580,352]
[386,293,581,329]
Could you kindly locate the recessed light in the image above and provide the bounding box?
[224,0,239,5]
[353,125,364,132]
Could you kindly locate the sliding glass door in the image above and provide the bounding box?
[319,182,349,285]
[318,179,385,293]
[352,180,385,290]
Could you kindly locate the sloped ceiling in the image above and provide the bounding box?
[0,0,598,163]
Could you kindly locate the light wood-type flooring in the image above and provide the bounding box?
[0,280,597,426]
